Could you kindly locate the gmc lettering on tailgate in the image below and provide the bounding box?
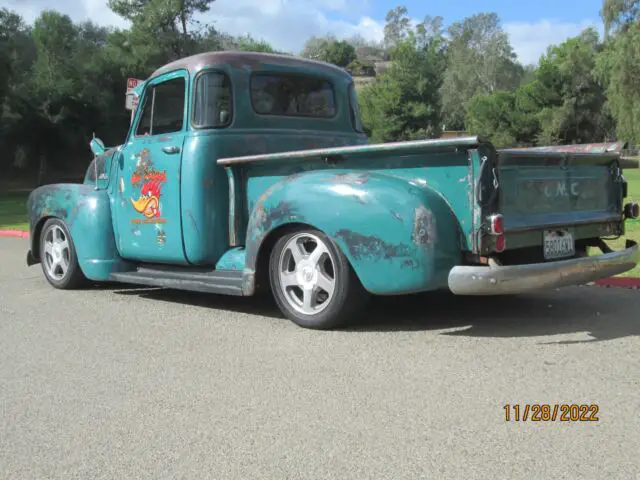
[544,181,579,198]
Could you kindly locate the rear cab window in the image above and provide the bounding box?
[193,72,233,128]
[250,73,336,118]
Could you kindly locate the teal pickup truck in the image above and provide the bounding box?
[26,51,639,329]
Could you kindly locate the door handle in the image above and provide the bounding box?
[162,145,181,155]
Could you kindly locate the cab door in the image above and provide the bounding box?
[113,70,189,264]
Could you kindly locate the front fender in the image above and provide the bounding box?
[27,183,130,280]
[245,171,463,295]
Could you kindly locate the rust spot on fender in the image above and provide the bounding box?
[412,205,436,247]
[335,229,411,260]
[257,201,299,234]
[401,258,419,269]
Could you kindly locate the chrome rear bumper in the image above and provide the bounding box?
[448,240,639,295]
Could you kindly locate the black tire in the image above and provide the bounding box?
[268,228,369,329]
[39,218,87,290]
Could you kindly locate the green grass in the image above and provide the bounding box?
[0,190,30,231]
[603,168,640,277]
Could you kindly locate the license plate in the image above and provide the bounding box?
[543,229,575,260]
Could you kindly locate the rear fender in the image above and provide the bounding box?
[245,171,463,295]
[27,184,130,280]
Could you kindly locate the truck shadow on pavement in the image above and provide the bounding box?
[111,285,639,343]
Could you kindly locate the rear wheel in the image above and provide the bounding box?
[269,229,369,329]
[39,218,87,289]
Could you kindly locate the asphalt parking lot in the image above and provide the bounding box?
[1,237,639,479]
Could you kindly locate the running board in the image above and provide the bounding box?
[109,266,244,296]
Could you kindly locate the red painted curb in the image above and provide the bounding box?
[594,277,640,289]
[0,230,29,238]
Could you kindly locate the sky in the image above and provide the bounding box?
[4,0,605,66]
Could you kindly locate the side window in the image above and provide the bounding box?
[193,72,233,128]
[135,77,186,136]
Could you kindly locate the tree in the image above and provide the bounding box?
[300,36,355,67]
[300,35,336,60]
[359,21,446,142]
[232,34,279,53]
[383,6,411,49]
[601,0,640,35]
[440,12,523,130]
[597,25,640,145]
[466,27,613,147]
[108,0,217,57]
[597,0,640,145]
[323,40,356,67]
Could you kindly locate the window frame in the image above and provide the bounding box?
[131,70,188,140]
[348,82,365,133]
[248,72,338,119]
[190,69,234,130]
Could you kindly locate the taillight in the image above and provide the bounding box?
[488,214,504,235]
[624,202,639,219]
[487,214,506,253]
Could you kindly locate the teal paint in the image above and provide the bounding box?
[27,184,132,281]
[25,51,629,299]
[216,247,246,271]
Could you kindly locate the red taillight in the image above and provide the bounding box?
[624,202,639,219]
[495,234,506,253]
[488,214,504,235]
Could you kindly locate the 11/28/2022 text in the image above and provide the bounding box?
[504,404,600,422]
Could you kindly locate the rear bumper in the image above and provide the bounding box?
[448,240,639,295]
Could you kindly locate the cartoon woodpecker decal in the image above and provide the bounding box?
[131,180,162,218]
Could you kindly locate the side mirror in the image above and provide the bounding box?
[90,137,105,157]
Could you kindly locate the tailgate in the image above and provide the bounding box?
[492,150,625,253]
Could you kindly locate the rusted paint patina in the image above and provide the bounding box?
[149,51,347,81]
[335,229,412,260]
[412,205,436,248]
[27,183,130,280]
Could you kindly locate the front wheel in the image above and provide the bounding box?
[269,229,369,329]
[39,218,87,289]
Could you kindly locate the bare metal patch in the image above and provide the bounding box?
[412,205,436,247]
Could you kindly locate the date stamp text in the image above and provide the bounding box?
[504,404,599,422]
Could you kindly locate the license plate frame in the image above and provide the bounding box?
[543,229,575,260]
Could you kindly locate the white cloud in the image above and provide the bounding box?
[5,0,129,28]
[200,0,383,53]
[5,0,382,53]
[505,18,605,66]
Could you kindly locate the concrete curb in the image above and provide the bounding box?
[0,230,29,238]
[593,277,640,289]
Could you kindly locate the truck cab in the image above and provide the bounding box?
[26,51,640,329]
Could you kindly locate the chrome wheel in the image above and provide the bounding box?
[43,225,71,281]
[277,232,336,315]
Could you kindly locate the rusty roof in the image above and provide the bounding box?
[150,51,349,80]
